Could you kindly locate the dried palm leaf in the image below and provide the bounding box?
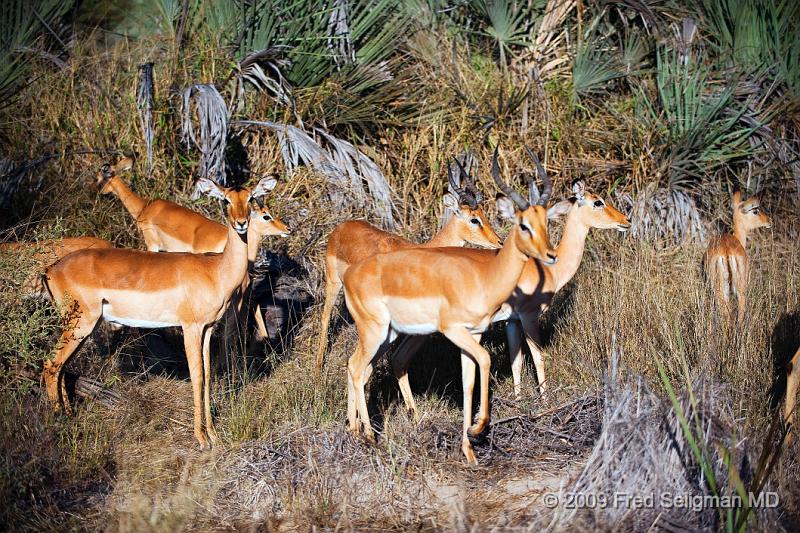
[181,83,229,187]
[136,62,155,178]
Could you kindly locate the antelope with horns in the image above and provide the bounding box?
[42,176,281,449]
[705,188,771,321]
[314,157,502,373]
[392,161,631,409]
[341,148,557,464]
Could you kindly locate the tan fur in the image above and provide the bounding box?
[342,198,556,465]
[705,190,771,321]
[0,237,113,298]
[97,162,288,339]
[314,202,502,373]
[42,178,278,449]
[392,185,631,411]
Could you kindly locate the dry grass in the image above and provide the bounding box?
[1,34,799,531]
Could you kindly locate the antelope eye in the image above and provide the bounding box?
[223,197,232,204]
[593,200,604,208]
[470,217,481,225]
[262,214,272,221]
[519,222,532,234]
[751,207,759,214]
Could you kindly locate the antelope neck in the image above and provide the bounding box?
[732,215,748,249]
[548,208,590,292]
[424,216,466,247]
[108,176,147,218]
[484,225,531,310]
[219,223,250,290]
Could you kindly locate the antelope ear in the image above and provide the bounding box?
[442,192,460,214]
[196,178,226,200]
[252,175,278,197]
[547,200,572,220]
[731,189,742,206]
[496,194,516,220]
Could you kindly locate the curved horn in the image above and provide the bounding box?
[463,154,484,204]
[524,146,552,206]
[491,146,529,211]
[450,156,479,209]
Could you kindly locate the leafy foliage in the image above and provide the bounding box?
[699,0,800,96]
[643,48,757,188]
[0,0,73,106]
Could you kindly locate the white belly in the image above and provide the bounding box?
[390,320,438,335]
[103,303,178,329]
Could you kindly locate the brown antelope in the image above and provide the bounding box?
[314,160,502,373]
[97,161,286,339]
[341,148,557,464]
[786,346,800,446]
[705,189,771,320]
[96,157,223,254]
[42,176,281,449]
[1,237,113,298]
[392,173,631,411]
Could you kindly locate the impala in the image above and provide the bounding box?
[1,237,113,298]
[97,160,287,339]
[314,159,502,373]
[342,148,557,464]
[392,171,631,409]
[42,176,281,449]
[705,189,771,320]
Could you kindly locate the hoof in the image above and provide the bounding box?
[462,442,478,466]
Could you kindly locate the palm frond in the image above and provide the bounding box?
[643,47,757,188]
[473,0,534,67]
[137,62,155,178]
[234,120,395,228]
[181,84,229,186]
[0,0,72,105]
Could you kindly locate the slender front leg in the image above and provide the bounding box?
[519,315,547,398]
[391,335,428,419]
[182,325,209,449]
[506,320,525,398]
[201,325,218,445]
[253,303,269,340]
[785,346,800,446]
[444,329,488,465]
[460,350,477,464]
[315,270,343,375]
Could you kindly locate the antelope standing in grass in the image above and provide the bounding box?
[314,159,502,373]
[705,189,771,320]
[341,148,556,464]
[392,166,631,409]
[42,176,282,449]
[96,161,288,339]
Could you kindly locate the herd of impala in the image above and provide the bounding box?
[1,145,796,463]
